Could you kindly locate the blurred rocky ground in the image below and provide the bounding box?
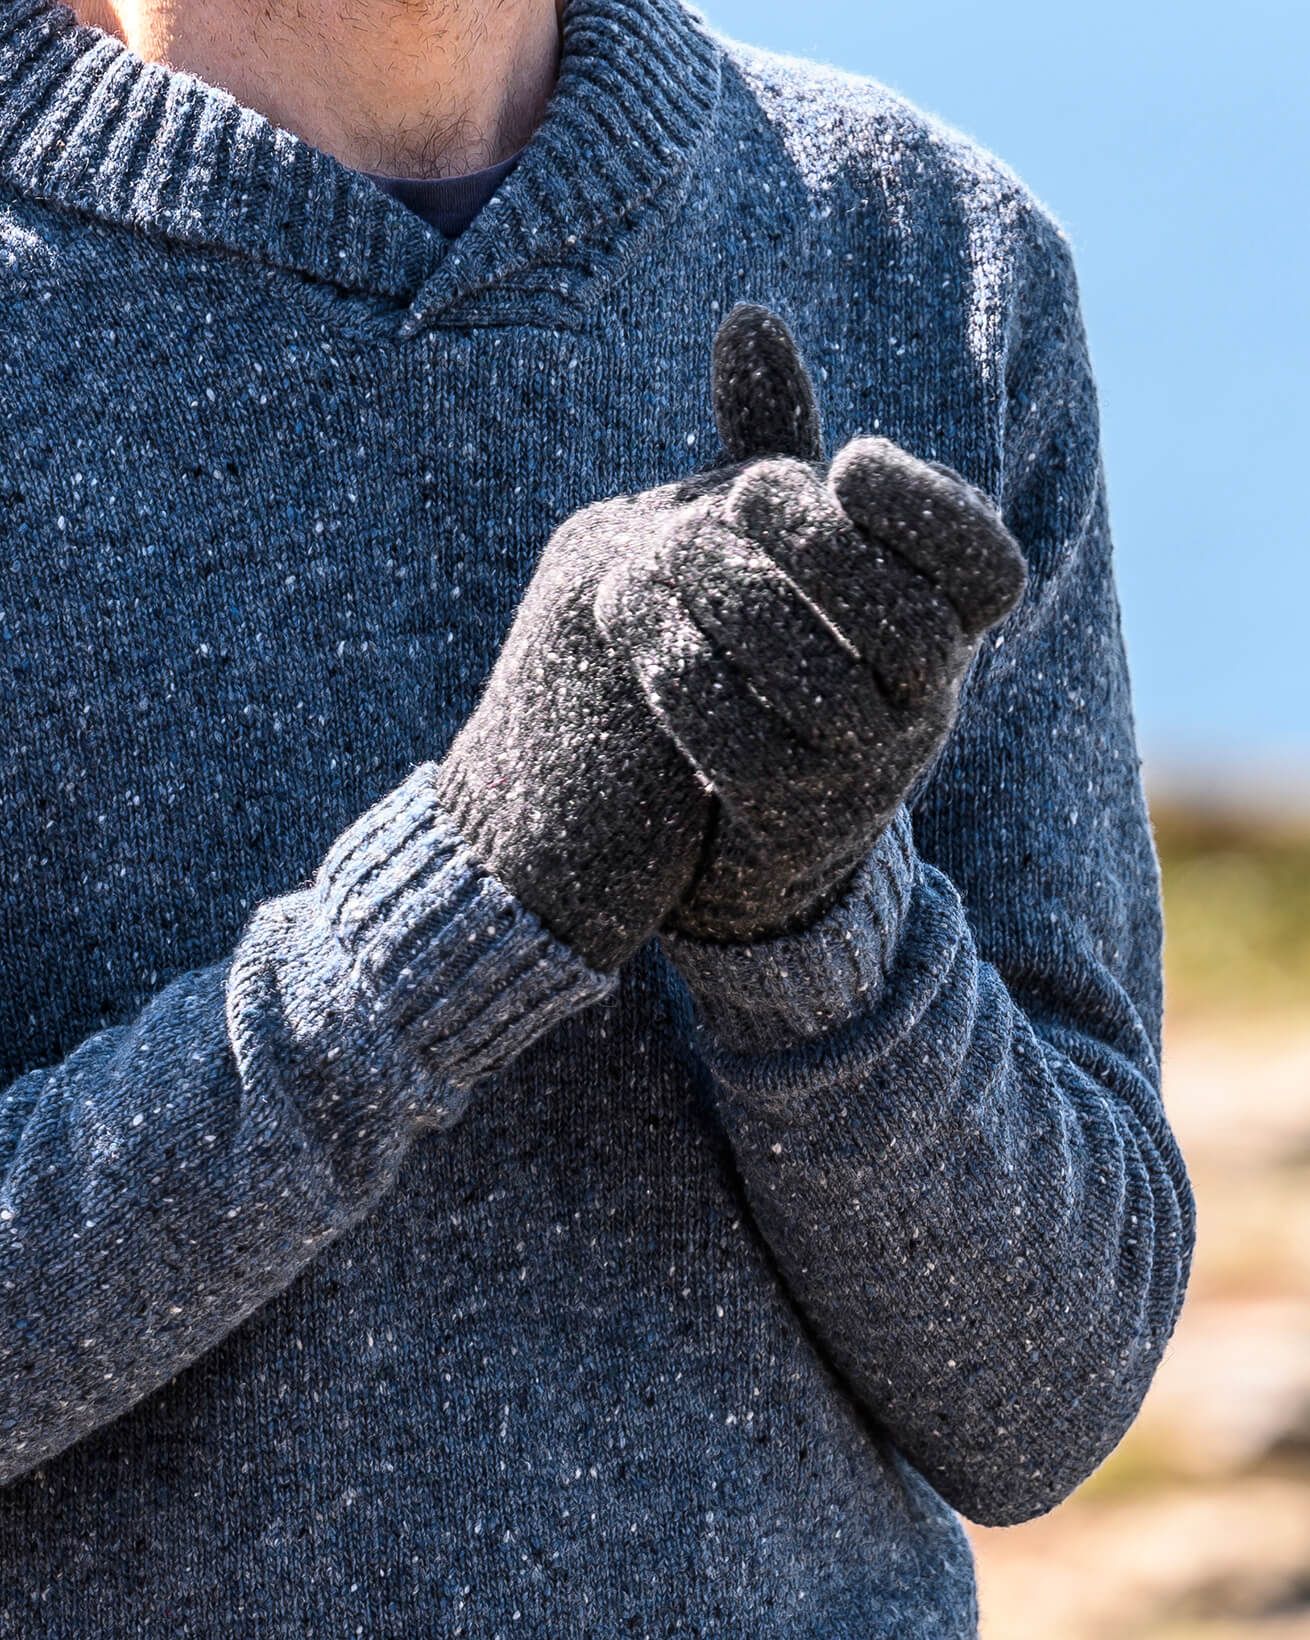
[970,796,1310,1639]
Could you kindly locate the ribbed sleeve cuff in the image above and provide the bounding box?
[659,810,916,1056]
[317,762,614,1088]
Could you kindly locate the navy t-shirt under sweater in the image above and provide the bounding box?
[0,0,1194,1633]
[364,149,521,238]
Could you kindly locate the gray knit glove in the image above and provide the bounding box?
[433,474,719,974]
[596,303,1029,943]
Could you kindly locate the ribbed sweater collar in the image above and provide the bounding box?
[0,0,721,329]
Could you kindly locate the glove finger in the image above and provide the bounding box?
[711,303,825,465]
[722,459,970,710]
[829,436,1027,635]
[662,516,892,749]
[596,539,864,846]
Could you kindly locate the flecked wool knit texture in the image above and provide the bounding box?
[0,0,1194,1634]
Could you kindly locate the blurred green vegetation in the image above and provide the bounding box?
[1154,798,1310,1021]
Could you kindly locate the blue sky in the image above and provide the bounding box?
[702,0,1309,778]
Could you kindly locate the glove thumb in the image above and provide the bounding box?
[710,302,824,466]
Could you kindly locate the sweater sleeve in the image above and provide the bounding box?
[659,203,1195,1527]
[0,761,611,1484]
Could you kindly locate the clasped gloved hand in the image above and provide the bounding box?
[437,304,1027,969]
[601,303,1028,942]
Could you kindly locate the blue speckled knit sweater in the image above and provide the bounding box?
[0,0,1194,1633]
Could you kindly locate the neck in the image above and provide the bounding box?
[72,0,564,176]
